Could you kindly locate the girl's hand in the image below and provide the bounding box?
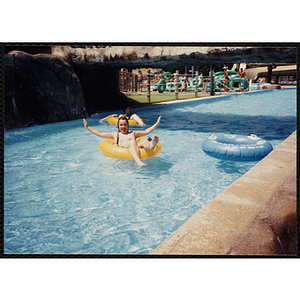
[157,116,161,124]
[83,119,88,128]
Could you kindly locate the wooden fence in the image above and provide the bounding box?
[119,71,138,92]
[119,70,229,103]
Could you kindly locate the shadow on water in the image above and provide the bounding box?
[215,159,256,175]
[115,157,174,179]
[157,110,296,140]
[5,91,296,148]
[140,91,296,141]
[4,118,87,146]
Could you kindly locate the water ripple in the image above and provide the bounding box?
[4,89,296,254]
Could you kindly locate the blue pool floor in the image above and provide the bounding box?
[4,88,297,254]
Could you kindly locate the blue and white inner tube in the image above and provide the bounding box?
[202,134,273,161]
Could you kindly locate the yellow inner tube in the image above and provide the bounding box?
[98,137,162,160]
[107,116,144,125]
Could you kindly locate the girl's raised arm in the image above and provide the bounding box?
[99,114,114,123]
[134,116,161,138]
[83,119,115,139]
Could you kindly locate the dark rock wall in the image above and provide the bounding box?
[5,45,52,55]
[5,50,136,129]
[73,66,132,113]
[5,51,88,129]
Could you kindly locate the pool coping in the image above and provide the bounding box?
[151,130,297,256]
[150,86,296,106]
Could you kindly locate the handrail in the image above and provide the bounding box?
[215,79,238,95]
[119,70,244,96]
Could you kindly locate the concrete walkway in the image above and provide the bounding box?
[152,131,297,256]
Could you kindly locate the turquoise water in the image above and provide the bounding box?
[4,88,296,254]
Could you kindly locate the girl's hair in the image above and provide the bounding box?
[117,115,129,132]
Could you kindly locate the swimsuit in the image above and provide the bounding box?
[117,131,135,147]
[203,69,209,82]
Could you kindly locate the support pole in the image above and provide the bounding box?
[121,72,124,91]
[125,73,128,92]
[267,64,276,83]
[210,68,215,96]
[131,73,134,92]
[134,74,138,92]
[175,70,179,100]
[267,65,272,83]
[147,70,151,104]
[123,72,126,91]
[195,71,198,98]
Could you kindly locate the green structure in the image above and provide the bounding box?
[153,70,249,93]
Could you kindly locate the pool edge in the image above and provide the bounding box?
[151,130,297,256]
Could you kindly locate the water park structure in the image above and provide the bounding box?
[152,69,249,93]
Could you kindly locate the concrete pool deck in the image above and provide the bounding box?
[152,130,297,256]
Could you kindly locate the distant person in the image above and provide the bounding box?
[239,68,246,78]
[181,73,188,92]
[158,70,164,82]
[223,66,229,92]
[239,68,247,90]
[100,107,145,126]
[172,73,177,82]
[83,115,161,166]
[137,70,143,92]
[202,66,209,93]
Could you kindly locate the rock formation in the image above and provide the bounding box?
[52,45,297,66]
[5,48,136,129]
[5,51,88,129]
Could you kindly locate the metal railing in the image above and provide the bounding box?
[214,79,238,95]
[119,71,138,92]
[119,69,249,103]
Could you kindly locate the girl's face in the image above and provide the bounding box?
[118,119,129,134]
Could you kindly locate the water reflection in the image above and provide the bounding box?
[115,157,174,179]
[216,160,255,175]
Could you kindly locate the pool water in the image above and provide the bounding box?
[4,88,296,254]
